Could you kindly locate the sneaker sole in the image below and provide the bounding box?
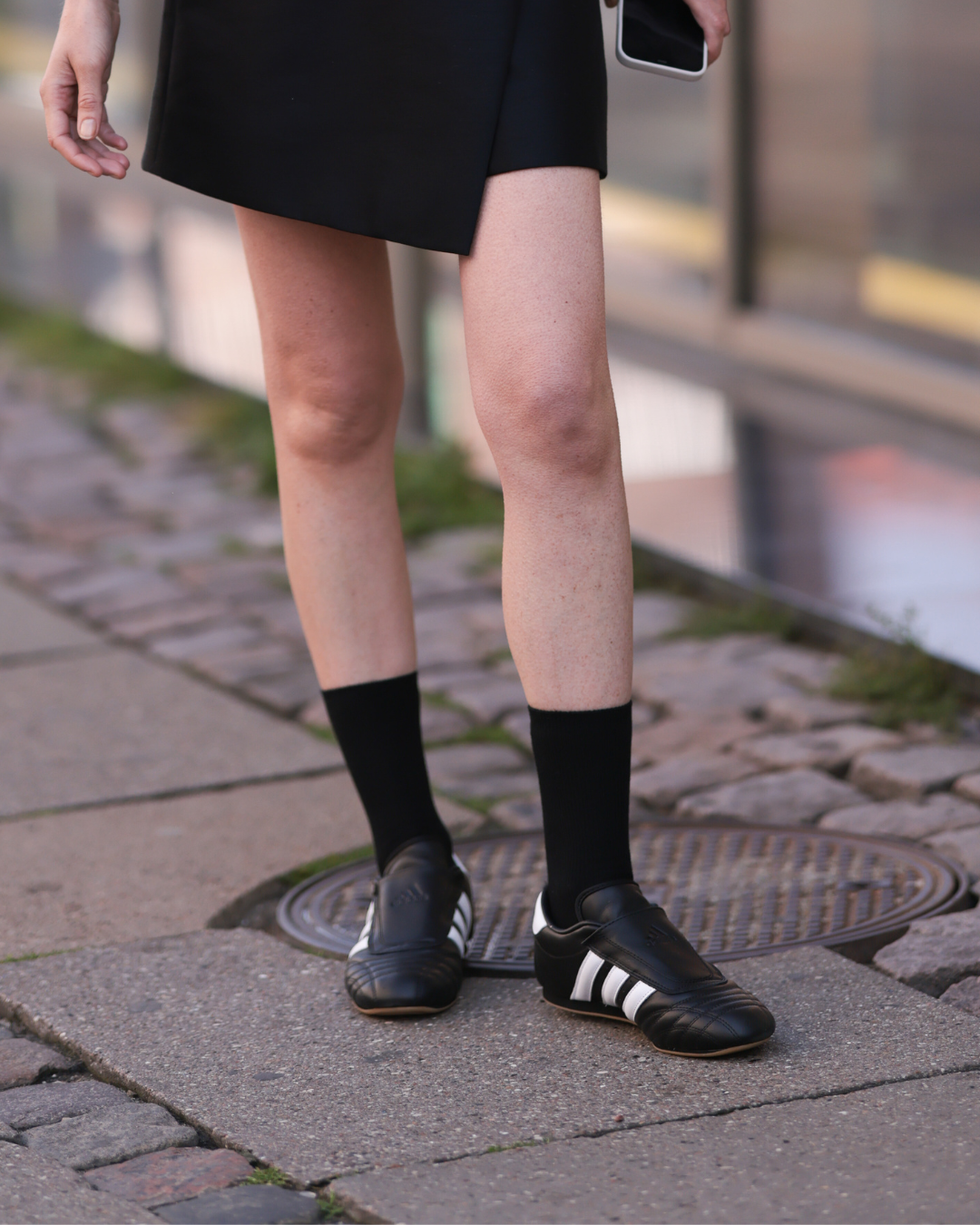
[544,997,772,1058]
[352,1000,457,1017]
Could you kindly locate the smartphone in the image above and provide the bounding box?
[616,0,708,81]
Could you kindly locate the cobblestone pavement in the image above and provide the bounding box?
[2,376,980,1221]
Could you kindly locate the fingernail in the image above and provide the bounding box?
[79,119,95,140]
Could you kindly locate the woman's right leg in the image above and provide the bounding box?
[235,209,470,1015]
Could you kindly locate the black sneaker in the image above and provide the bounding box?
[344,838,473,1016]
[533,882,775,1057]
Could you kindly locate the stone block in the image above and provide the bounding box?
[633,637,799,715]
[630,712,758,768]
[150,624,260,663]
[940,976,980,1017]
[737,724,901,773]
[677,768,864,825]
[420,703,471,744]
[0,1039,71,1090]
[749,644,842,691]
[107,600,226,642]
[0,1142,159,1223]
[630,754,756,808]
[442,675,527,722]
[0,1121,15,1142]
[0,580,99,659]
[0,1021,13,1039]
[819,794,980,840]
[0,542,84,585]
[248,598,305,642]
[24,1101,197,1171]
[4,932,979,1185]
[0,651,330,819]
[84,1146,252,1208]
[192,641,302,687]
[0,773,370,960]
[82,576,185,621]
[632,592,690,643]
[332,1072,980,1225]
[426,742,536,797]
[849,744,980,800]
[241,670,325,720]
[154,1184,320,1224]
[0,1079,129,1130]
[100,403,191,466]
[762,692,870,731]
[924,826,980,876]
[874,910,980,996]
[47,568,151,608]
[501,708,532,749]
[954,772,980,804]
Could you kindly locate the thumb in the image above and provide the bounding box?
[73,65,104,141]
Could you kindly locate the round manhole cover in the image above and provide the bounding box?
[276,823,968,976]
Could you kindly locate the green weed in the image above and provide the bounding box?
[244,1166,291,1187]
[279,845,374,890]
[317,1190,347,1221]
[678,596,800,641]
[829,607,961,730]
[394,443,503,539]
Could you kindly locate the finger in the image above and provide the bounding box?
[73,62,106,142]
[78,131,130,177]
[98,118,128,151]
[49,130,106,176]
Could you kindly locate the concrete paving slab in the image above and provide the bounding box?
[1,933,977,1185]
[0,650,339,817]
[0,1143,158,1224]
[0,579,99,659]
[0,773,375,959]
[332,1071,980,1224]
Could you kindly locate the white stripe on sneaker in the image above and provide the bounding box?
[532,892,548,935]
[349,901,375,957]
[621,981,656,1022]
[448,924,466,955]
[601,965,630,1009]
[571,950,605,1002]
[457,891,473,932]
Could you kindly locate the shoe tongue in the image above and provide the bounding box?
[577,882,649,926]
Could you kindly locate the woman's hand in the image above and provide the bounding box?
[40,0,129,178]
[602,0,731,66]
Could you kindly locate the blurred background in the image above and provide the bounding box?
[0,0,978,665]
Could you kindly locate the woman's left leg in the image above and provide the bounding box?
[461,168,775,1056]
[460,166,635,930]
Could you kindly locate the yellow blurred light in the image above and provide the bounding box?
[860,254,980,345]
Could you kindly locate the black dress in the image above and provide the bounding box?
[142,0,607,255]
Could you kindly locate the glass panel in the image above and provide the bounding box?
[755,0,980,368]
[602,4,720,301]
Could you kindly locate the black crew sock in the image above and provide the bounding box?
[529,701,634,929]
[323,672,452,873]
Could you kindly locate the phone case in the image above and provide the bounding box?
[615,2,708,81]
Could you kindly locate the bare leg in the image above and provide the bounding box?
[459,167,633,711]
[234,207,415,689]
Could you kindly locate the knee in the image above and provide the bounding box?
[480,363,618,481]
[272,357,402,467]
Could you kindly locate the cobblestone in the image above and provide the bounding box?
[954,772,980,804]
[630,711,758,767]
[154,1183,321,1224]
[874,911,980,996]
[630,752,757,808]
[850,744,980,800]
[737,724,903,773]
[940,976,980,1017]
[24,1101,197,1171]
[0,1039,72,1090]
[0,1079,130,1130]
[677,768,864,825]
[819,794,980,840]
[83,1146,252,1209]
[761,692,871,730]
[924,826,980,877]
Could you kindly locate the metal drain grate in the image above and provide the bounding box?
[276,823,968,975]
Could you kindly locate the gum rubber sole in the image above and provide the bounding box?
[353,1001,455,1017]
[544,996,772,1058]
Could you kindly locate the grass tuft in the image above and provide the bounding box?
[678,596,800,642]
[829,607,961,730]
[244,1166,291,1187]
[394,443,503,539]
[317,1190,347,1221]
[279,845,374,890]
